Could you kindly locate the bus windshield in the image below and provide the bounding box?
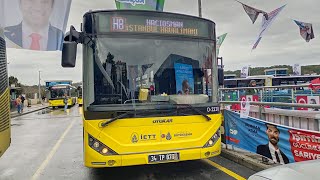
[50,87,69,99]
[87,36,216,109]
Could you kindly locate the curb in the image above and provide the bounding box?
[221,148,275,171]
[11,106,49,118]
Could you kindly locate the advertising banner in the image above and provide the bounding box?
[224,110,320,164]
[240,66,249,78]
[115,0,165,11]
[1,0,72,51]
[174,63,194,95]
[292,64,301,76]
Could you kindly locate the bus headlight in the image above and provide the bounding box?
[88,134,118,156]
[203,129,220,148]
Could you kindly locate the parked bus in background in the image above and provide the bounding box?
[61,10,223,167]
[224,75,320,88]
[77,85,83,106]
[48,84,77,109]
[0,30,11,157]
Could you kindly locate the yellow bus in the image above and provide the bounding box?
[77,85,83,106]
[0,32,10,157]
[48,84,77,109]
[62,10,222,167]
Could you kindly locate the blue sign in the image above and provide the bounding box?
[174,63,194,94]
[224,110,320,164]
[46,81,71,88]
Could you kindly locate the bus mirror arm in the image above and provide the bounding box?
[62,26,82,68]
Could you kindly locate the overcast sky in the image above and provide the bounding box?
[5,0,320,85]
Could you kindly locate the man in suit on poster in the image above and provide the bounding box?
[256,124,289,164]
[4,0,63,51]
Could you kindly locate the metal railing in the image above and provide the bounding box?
[220,84,320,109]
[220,84,320,131]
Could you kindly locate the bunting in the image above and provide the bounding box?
[293,20,315,42]
[216,33,228,56]
[236,1,268,24]
[252,5,286,50]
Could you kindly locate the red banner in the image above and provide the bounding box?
[296,96,308,111]
[289,129,320,162]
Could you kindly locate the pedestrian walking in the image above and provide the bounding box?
[21,95,25,113]
[63,93,68,112]
[16,96,22,114]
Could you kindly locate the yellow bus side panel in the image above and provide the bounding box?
[83,113,222,167]
[0,89,11,157]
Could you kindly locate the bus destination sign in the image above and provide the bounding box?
[97,14,211,38]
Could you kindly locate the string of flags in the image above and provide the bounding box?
[236,1,315,50]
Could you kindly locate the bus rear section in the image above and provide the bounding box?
[83,112,221,167]
[0,33,10,157]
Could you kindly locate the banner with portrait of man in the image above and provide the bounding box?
[0,0,72,51]
[224,110,320,164]
[292,64,301,76]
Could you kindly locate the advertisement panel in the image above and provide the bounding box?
[224,110,320,164]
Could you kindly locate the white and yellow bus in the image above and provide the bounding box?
[0,31,10,157]
[62,10,222,167]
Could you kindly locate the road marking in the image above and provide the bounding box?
[31,118,77,180]
[202,159,246,180]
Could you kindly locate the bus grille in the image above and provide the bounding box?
[0,36,10,132]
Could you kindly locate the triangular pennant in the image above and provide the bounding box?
[293,20,315,42]
[236,1,267,24]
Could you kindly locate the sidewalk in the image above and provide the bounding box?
[221,144,278,171]
[11,103,49,118]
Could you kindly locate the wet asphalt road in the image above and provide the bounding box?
[0,106,257,180]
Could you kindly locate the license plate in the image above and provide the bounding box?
[148,153,180,163]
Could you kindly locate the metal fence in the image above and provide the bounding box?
[220,84,320,110]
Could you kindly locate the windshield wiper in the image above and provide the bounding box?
[178,104,211,121]
[101,111,135,127]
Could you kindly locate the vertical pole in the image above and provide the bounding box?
[38,71,41,104]
[198,0,202,17]
[291,88,295,110]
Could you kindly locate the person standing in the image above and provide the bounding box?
[21,95,25,113]
[16,96,22,114]
[63,93,68,112]
[246,80,257,95]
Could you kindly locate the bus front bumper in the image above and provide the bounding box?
[84,145,221,168]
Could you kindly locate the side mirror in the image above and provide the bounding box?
[218,68,224,86]
[62,41,77,67]
[62,26,81,68]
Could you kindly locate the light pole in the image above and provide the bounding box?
[198,0,202,17]
[38,71,41,104]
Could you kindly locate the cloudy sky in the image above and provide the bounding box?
[4,0,320,85]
